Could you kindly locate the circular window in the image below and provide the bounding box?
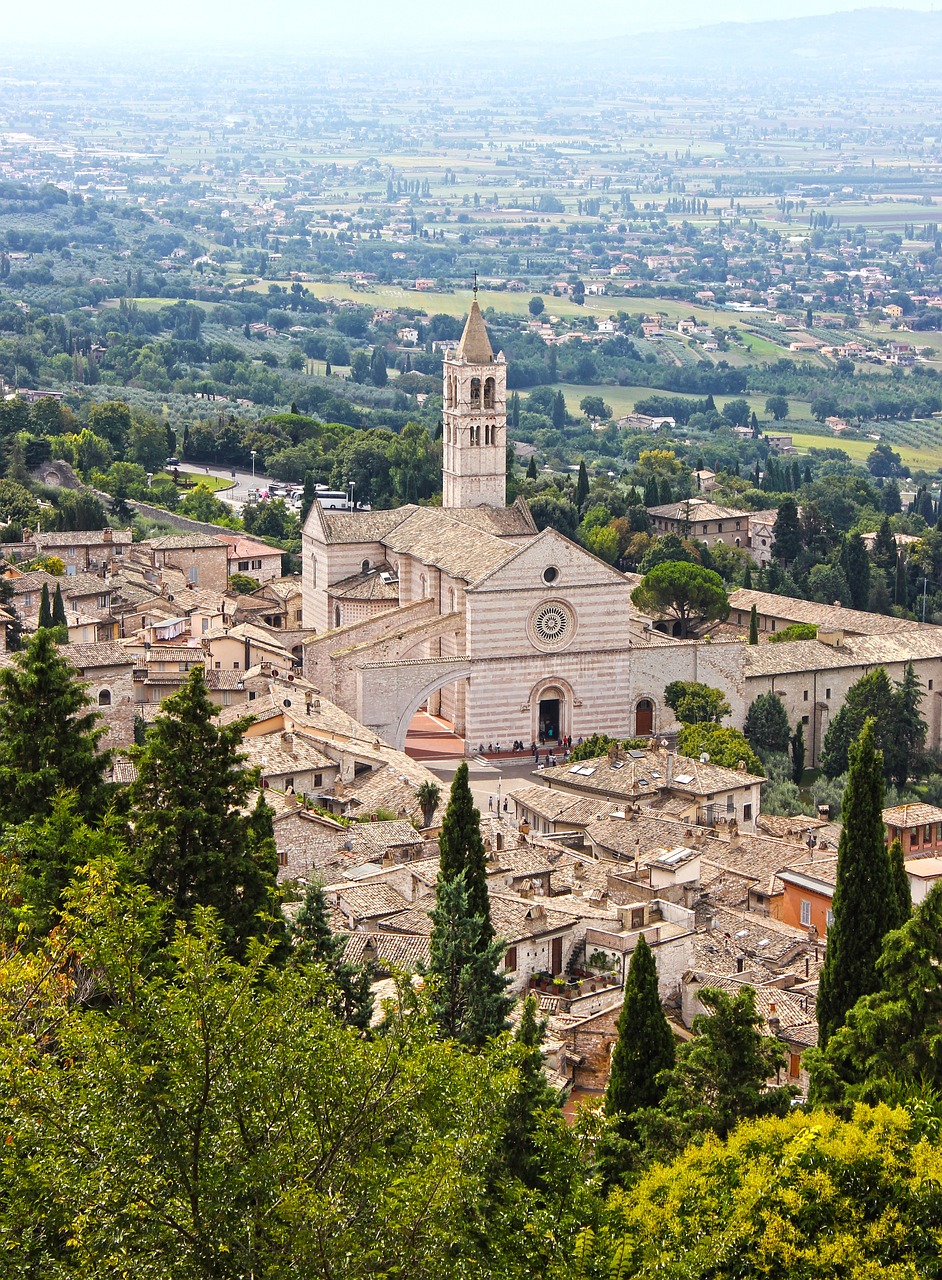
[542,565,559,585]
[530,601,575,648]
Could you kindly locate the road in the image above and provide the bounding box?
[174,463,275,508]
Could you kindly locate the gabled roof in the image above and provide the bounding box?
[455,298,494,364]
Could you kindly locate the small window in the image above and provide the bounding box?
[284,777,294,792]
[251,560,262,570]
[238,560,249,572]
[97,689,112,706]
[630,907,645,930]
[771,619,777,631]
[930,680,935,691]
[202,618,209,633]
[802,715,809,726]
[743,803,752,821]
[504,946,518,972]
[233,661,240,670]
[803,690,809,701]
[361,559,370,574]
[826,909,834,929]
[825,688,831,699]
[188,566,198,585]
[98,594,109,609]
[215,661,221,669]
[314,772,323,788]
[800,899,812,926]
[925,825,933,846]
[789,1053,801,1078]
[542,566,559,585]
[911,830,919,849]
[249,690,257,701]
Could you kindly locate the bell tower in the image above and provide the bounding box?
[442,286,506,509]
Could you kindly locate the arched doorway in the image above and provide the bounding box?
[531,682,570,746]
[635,698,654,736]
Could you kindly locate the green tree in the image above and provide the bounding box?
[0,865,555,1279]
[605,935,674,1136]
[437,761,491,939]
[743,691,790,755]
[640,986,793,1158]
[0,628,108,826]
[593,1107,942,1280]
[128,415,169,472]
[841,531,871,611]
[128,667,282,959]
[552,391,567,428]
[887,836,911,930]
[575,459,590,508]
[631,562,729,638]
[893,661,927,788]
[51,583,67,628]
[748,602,758,644]
[677,724,762,774]
[500,993,565,1188]
[37,582,52,629]
[88,399,132,451]
[771,497,801,563]
[528,296,544,316]
[790,720,805,783]
[526,455,538,480]
[293,881,373,1029]
[664,680,730,725]
[764,394,789,420]
[816,719,896,1048]
[370,344,388,388]
[810,883,942,1107]
[426,872,511,1048]
[416,779,442,828]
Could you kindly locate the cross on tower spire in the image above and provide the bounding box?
[472,270,478,298]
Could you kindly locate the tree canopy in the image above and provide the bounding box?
[630,561,729,638]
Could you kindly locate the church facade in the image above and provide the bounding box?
[301,298,655,751]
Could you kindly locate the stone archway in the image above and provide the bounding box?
[529,676,574,746]
[357,657,473,750]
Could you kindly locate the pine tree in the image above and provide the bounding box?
[887,837,912,931]
[748,602,759,644]
[790,720,805,783]
[293,880,373,1028]
[743,691,789,754]
[38,583,53,630]
[426,873,511,1047]
[743,561,752,590]
[526,455,538,480]
[605,935,674,1135]
[817,719,896,1046]
[129,667,282,959]
[0,628,108,826]
[575,460,590,508]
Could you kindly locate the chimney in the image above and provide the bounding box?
[767,1001,780,1035]
[281,731,294,751]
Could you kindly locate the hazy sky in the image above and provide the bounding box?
[3,0,940,50]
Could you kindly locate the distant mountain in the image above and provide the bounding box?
[578,8,942,81]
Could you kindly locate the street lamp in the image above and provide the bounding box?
[250,450,256,480]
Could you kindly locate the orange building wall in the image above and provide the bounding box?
[772,883,832,936]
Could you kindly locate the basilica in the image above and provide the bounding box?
[300,297,654,751]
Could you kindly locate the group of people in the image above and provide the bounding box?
[477,736,581,757]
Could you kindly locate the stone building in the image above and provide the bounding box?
[302,295,650,750]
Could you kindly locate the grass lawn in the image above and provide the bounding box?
[156,470,234,492]
[786,431,942,471]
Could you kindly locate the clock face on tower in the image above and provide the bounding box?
[529,600,575,649]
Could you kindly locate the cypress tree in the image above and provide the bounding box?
[748,603,759,644]
[817,719,896,1046]
[38,583,53,630]
[510,391,520,429]
[129,667,282,959]
[895,552,908,608]
[771,498,801,564]
[51,583,67,628]
[887,837,912,931]
[502,993,560,1186]
[0,628,108,826]
[575,459,590,508]
[552,390,566,429]
[643,475,660,507]
[790,720,805,783]
[742,560,752,589]
[369,344,387,388]
[605,935,674,1135]
[892,661,927,789]
[841,532,871,611]
[438,761,492,941]
[526,455,538,480]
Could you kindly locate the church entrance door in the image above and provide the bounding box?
[539,697,561,744]
[635,699,654,736]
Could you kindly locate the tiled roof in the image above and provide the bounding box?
[647,500,749,522]
[741,628,942,677]
[217,535,282,560]
[36,529,132,547]
[331,882,411,920]
[382,507,519,584]
[64,641,133,670]
[241,732,335,777]
[538,746,763,802]
[489,893,580,943]
[729,587,923,637]
[147,534,228,551]
[328,567,400,602]
[342,931,430,971]
[883,802,942,827]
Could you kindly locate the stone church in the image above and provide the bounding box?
[301,297,657,750]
